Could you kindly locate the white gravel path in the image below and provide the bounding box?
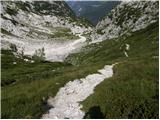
[124,51,129,57]
[42,64,115,119]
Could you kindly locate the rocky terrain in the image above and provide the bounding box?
[1,1,159,119]
[91,1,158,43]
[1,1,92,61]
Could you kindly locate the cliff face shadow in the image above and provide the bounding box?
[84,106,105,119]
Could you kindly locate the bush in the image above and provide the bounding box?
[10,43,17,52]
[33,47,45,61]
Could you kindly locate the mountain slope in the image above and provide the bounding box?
[66,1,120,25]
[66,21,159,119]
[1,1,159,119]
[91,1,158,43]
[1,1,92,61]
[64,1,159,118]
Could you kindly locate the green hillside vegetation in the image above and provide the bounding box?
[1,18,158,119]
[26,27,79,40]
[1,28,16,36]
[66,22,159,119]
[1,1,159,113]
[1,50,104,118]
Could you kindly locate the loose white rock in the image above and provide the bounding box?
[30,60,34,63]
[124,51,129,57]
[125,43,130,50]
[42,64,114,119]
[24,58,29,62]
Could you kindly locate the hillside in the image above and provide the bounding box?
[91,1,158,43]
[66,21,159,119]
[1,0,159,119]
[1,1,92,61]
[66,1,120,25]
[65,1,159,118]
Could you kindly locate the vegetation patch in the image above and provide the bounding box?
[5,7,18,16]
[27,27,79,40]
[66,22,159,119]
[82,59,158,119]
[1,28,15,36]
[1,49,104,118]
[1,9,158,119]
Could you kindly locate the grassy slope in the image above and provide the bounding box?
[66,22,159,118]
[25,27,79,40]
[82,59,158,119]
[1,50,104,118]
[1,22,158,118]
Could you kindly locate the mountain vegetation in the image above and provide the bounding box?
[1,0,159,119]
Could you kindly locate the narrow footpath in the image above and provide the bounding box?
[42,64,115,119]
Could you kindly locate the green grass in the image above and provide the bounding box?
[27,27,79,40]
[53,31,79,40]
[1,50,105,118]
[1,49,73,86]
[1,22,158,118]
[66,22,159,118]
[66,22,158,65]
[51,27,79,40]
[82,59,158,119]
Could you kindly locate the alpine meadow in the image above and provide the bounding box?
[1,0,159,119]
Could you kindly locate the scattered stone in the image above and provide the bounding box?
[42,64,114,119]
[124,51,129,57]
[30,60,34,63]
[24,58,29,62]
[125,43,130,50]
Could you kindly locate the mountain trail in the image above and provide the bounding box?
[42,63,116,119]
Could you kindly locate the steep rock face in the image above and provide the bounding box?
[1,1,75,17]
[30,1,75,17]
[66,1,120,25]
[91,1,159,43]
[1,1,91,38]
[1,1,92,61]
